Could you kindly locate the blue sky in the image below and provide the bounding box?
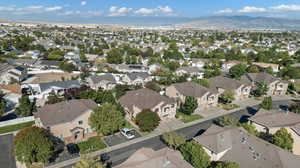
[0,0,300,22]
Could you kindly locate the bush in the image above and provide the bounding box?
[162,131,186,149]
[77,136,106,154]
[259,96,273,110]
[219,90,235,104]
[135,109,160,132]
[180,96,198,115]
[289,102,300,114]
[272,128,294,152]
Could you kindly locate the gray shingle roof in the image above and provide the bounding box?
[89,74,116,84]
[172,82,217,98]
[36,99,97,126]
[127,72,150,80]
[39,80,81,92]
[194,124,300,168]
[241,72,284,85]
[210,76,248,90]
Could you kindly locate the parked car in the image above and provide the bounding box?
[120,128,135,139]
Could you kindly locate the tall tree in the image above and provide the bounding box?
[106,48,123,64]
[15,95,36,117]
[180,96,198,115]
[272,128,294,152]
[219,90,235,104]
[136,109,161,132]
[259,96,273,110]
[89,103,124,135]
[229,64,247,79]
[253,82,268,97]
[180,141,211,168]
[14,127,54,165]
[162,131,186,150]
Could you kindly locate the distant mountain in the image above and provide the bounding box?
[175,16,300,30]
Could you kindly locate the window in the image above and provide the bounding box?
[78,120,83,125]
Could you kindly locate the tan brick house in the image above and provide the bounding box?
[34,99,98,144]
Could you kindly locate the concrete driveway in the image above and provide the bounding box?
[0,134,17,168]
[103,130,141,147]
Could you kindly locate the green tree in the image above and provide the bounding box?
[145,81,161,92]
[46,91,65,104]
[229,64,247,79]
[59,62,77,72]
[246,65,260,73]
[259,96,273,110]
[162,131,186,150]
[135,109,160,132]
[218,116,239,127]
[0,93,6,117]
[106,48,123,64]
[289,102,300,114]
[253,82,268,97]
[210,161,240,168]
[239,123,259,136]
[89,103,124,135]
[14,127,54,165]
[180,96,198,115]
[47,49,64,60]
[180,141,211,168]
[74,156,104,168]
[15,95,36,117]
[272,128,294,152]
[219,90,235,104]
[193,78,210,88]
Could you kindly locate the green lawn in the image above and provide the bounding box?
[220,104,240,111]
[77,136,106,154]
[0,121,35,134]
[176,111,203,123]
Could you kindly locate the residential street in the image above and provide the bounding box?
[0,134,17,168]
[48,99,295,168]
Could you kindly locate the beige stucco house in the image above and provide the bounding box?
[119,88,177,121]
[166,82,219,109]
[34,99,98,144]
[249,109,300,156]
[209,76,251,100]
[194,124,300,168]
[241,72,288,96]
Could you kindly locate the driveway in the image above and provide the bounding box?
[103,130,141,147]
[0,134,17,168]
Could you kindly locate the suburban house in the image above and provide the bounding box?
[248,109,300,155]
[108,64,148,73]
[241,72,288,96]
[166,82,219,109]
[119,88,177,121]
[34,99,98,143]
[86,73,117,90]
[252,62,279,73]
[175,66,204,78]
[23,80,81,100]
[194,124,300,168]
[221,61,241,72]
[0,63,28,85]
[121,72,152,86]
[189,58,209,68]
[209,76,252,100]
[115,147,193,168]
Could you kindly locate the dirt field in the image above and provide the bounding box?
[30,73,79,84]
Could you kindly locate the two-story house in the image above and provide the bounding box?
[119,88,177,121]
[34,99,98,143]
[166,82,219,109]
[86,73,117,91]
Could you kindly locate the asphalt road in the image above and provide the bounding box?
[0,134,17,168]
[59,99,294,168]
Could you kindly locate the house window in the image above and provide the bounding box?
[78,120,83,125]
[171,104,175,108]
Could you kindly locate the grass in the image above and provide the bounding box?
[77,136,106,154]
[0,121,35,134]
[176,111,203,123]
[220,103,240,111]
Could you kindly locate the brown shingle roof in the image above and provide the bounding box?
[36,99,97,127]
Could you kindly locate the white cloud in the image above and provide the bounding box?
[215,8,233,14]
[134,6,173,15]
[80,1,87,6]
[270,4,300,11]
[238,6,266,13]
[0,5,63,14]
[109,6,132,16]
[45,6,63,12]
[60,10,101,17]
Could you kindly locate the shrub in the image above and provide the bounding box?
[77,136,106,154]
[135,109,160,132]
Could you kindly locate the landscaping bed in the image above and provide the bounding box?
[0,121,35,134]
[176,111,203,123]
[77,136,106,154]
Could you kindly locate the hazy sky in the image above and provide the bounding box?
[0,0,300,22]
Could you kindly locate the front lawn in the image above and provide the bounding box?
[0,121,35,134]
[220,104,240,111]
[176,111,203,123]
[77,136,106,154]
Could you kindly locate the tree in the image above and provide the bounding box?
[74,156,104,168]
[239,123,259,136]
[180,141,211,168]
[47,49,64,60]
[135,109,160,132]
[89,103,124,135]
[210,161,240,168]
[259,96,273,110]
[289,102,300,114]
[145,81,161,92]
[46,91,65,104]
[218,116,239,127]
[0,93,6,117]
[229,64,247,79]
[272,128,294,152]
[219,90,235,104]
[180,96,198,115]
[106,48,123,64]
[162,131,186,150]
[14,127,54,165]
[253,82,268,97]
[246,65,260,73]
[15,95,36,117]
[59,62,77,72]
[193,78,210,88]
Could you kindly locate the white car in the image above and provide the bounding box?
[120,128,135,139]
